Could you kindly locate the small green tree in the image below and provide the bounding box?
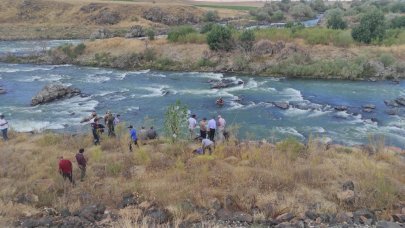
[164,100,188,142]
[239,30,255,51]
[327,9,347,30]
[351,10,386,44]
[203,10,220,22]
[206,25,233,51]
[289,3,315,20]
[390,16,405,29]
[167,26,196,42]
[146,29,155,40]
[310,0,327,12]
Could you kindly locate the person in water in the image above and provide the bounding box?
[216,97,224,106]
[0,114,9,141]
[128,125,139,152]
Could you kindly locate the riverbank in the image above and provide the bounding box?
[4,37,405,80]
[0,131,404,227]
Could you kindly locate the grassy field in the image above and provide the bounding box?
[0,129,404,226]
[194,4,258,11]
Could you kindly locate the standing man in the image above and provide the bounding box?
[188,114,197,140]
[147,126,157,140]
[91,118,100,145]
[199,117,208,139]
[106,111,115,137]
[208,116,216,141]
[217,115,226,142]
[75,148,87,182]
[58,156,74,184]
[0,114,8,141]
[128,125,139,152]
[114,114,121,126]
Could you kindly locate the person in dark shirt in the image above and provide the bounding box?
[91,118,100,145]
[75,148,87,182]
[147,126,157,140]
[58,156,74,184]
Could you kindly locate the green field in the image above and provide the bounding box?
[194,4,258,11]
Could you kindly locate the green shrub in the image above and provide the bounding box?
[197,58,216,68]
[381,29,405,46]
[177,33,206,44]
[203,10,220,22]
[276,138,305,160]
[254,28,293,42]
[390,16,405,29]
[206,25,234,51]
[142,48,156,62]
[146,29,155,40]
[352,10,386,44]
[239,30,255,51]
[167,26,197,42]
[326,9,347,30]
[379,53,396,67]
[201,23,215,34]
[164,100,188,142]
[289,3,315,20]
[310,0,326,12]
[332,30,354,47]
[106,162,122,177]
[295,28,338,45]
[73,43,86,56]
[94,52,113,66]
[271,10,284,22]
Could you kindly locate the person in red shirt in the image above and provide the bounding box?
[58,156,74,184]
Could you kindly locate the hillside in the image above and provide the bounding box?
[0,131,404,227]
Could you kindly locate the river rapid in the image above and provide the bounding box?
[0,40,404,148]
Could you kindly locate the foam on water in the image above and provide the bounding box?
[275,127,305,139]
[278,88,304,102]
[284,107,310,117]
[16,74,64,82]
[84,74,111,83]
[140,85,169,98]
[10,120,65,132]
[0,66,55,73]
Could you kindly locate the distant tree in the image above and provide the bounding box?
[327,9,347,30]
[351,10,386,44]
[200,23,215,34]
[310,0,327,12]
[271,10,285,22]
[289,3,315,20]
[167,26,196,42]
[206,25,234,51]
[239,30,255,51]
[164,100,188,142]
[146,29,155,40]
[203,10,220,22]
[390,16,405,29]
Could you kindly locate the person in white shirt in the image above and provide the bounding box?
[217,115,226,142]
[188,114,197,139]
[207,116,216,141]
[0,114,9,141]
[202,138,214,155]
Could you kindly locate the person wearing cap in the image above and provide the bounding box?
[75,148,87,182]
[217,115,226,142]
[0,114,9,141]
[128,125,139,152]
[188,114,197,140]
[207,116,216,141]
[58,156,74,184]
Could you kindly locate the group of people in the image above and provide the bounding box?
[81,111,121,145]
[188,114,227,155]
[58,148,87,184]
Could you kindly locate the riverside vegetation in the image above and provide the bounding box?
[0,127,405,227]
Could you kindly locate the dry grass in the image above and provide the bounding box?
[0,132,404,226]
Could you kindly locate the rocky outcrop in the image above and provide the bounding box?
[209,79,243,89]
[395,97,405,106]
[364,60,396,79]
[90,28,113,39]
[142,7,199,25]
[334,105,348,111]
[31,83,81,106]
[273,102,290,110]
[90,9,121,25]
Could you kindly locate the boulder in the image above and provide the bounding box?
[275,213,294,223]
[145,207,172,224]
[90,28,113,39]
[392,214,405,223]
[376,221,402,228]
[118,193,140,209]
[363,108,374,113]
[230,211,253,223]
[125,25,145,38]
[362,104,376,109]
[395,97,405,106]
[334,106,348,111]
[385,100,399,107]
[386,109,398,115]
[78,204,106,223]
[353,209,376,224]
[335,212,353,224]
[273,102,289,110]
[31,83,81,106]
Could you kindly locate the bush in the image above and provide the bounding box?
[201,23,215,34]
[379,53,396,67]
[271,10,284,22]
[146,29,155,40]
[310,0,326,12]
[73,43,86,56]
[177,33,206,44]
[206,25,234,51]
[390,16,405,29]
[164,100,188,142]
[276,138,305,160]
[167,26,197,42]
[239,30,255,51]
[142,48,156,62]
[326,9,347,30]
[381,29,405,45]
[352,10,386,44]
[254,28,293,42]
[332,30,354,47]
[203,10,220,22]
[289,3,315,20]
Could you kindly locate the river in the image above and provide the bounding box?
[0,40,404,148]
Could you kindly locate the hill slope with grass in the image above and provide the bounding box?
[0,131,404,227]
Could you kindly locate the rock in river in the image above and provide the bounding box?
[31,83,81,106]
[334,106,348,111]
[273,102,289,110]
[395,97,405,106]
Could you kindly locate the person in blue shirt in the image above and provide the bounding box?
[128,125,139,152]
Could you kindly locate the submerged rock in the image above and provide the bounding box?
[273,102,289,110]
[0,86,6,94]
[362,104,376,109]
[384,100,399,107]
[334,106,348,111]
[395,97,405,106]
[31,83,81,106]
